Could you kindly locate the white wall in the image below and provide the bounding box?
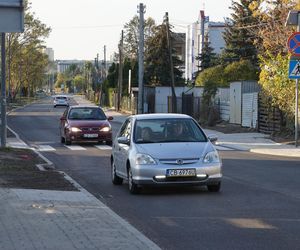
[207,25,225,54]
[154,86,204,113]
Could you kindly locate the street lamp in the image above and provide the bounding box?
[286,10,300,147]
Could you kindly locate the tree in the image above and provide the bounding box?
[195,65,226,87]
[55,73,66,89]
[107,62,119,89]
[7,0,51,98]
[144,23,183,86]
[223,0,258,65]
[73,75,85,93]
[249,0,299,128]
[224,60,258,82]
[259,53,294,128]
[249,0,296,57]
[123,16,156,59]
[195,33,217,72]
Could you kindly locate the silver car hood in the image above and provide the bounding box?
[135,142,214,159]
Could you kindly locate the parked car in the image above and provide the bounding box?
[53,95,69,107]
[111,113,222,194]
[60,105,113,145]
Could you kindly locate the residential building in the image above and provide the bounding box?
[173,33,186,74]
[57,60,85,73]
[185,10,225,82]
[44,47,54,62]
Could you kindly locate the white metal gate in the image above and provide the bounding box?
[242,92,258,128]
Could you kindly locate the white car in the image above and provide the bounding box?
[111,113,222,194]
[53,95,69,108]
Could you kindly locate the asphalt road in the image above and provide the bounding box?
[7,96,300,250]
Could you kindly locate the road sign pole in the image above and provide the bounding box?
[295,14,300,147]
[296,78,299,147]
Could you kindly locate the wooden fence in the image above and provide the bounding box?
[258,95,282,134]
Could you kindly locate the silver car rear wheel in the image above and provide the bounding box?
[111,160,123,185]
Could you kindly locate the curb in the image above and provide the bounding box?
[250,148,300,158]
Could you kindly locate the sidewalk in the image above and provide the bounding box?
[0,186,159,250]
[3,95,160,249]
[2,132,160,250]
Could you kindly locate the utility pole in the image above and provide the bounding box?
[1,33,6,147]
[104,45,107,79]
[117,31,124,111]
[138,3,145,114]
[165,12,177,113]
[99,45,106,106]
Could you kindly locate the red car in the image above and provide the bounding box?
[60,105,113,145]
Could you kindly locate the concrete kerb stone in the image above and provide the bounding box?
[250,147,300,158]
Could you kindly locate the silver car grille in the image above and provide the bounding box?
[81,127,99,132]
[159,158,199,165]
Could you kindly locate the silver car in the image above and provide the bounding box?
[111,113,222,194]
[53,95,69,107]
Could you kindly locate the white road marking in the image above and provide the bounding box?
[36,145,56,152]
[64,145,87,151]
[95,145,112,150]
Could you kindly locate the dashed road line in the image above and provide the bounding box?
[36,145,56,152]
[64,145,87,151]
[94,145,112,150]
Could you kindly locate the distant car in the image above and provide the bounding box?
[53,95,69,107]
[111,113,222,194]
[60,105,113,145]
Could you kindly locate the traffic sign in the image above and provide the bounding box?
[288,32,300,56]
[0,0,24,32]
[289,59,300,78]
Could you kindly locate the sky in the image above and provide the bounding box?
[30,0,232,61]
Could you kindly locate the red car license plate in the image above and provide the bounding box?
[83,134,98,138]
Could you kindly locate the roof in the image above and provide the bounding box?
[69,105,100,109]
[133,113,192,120]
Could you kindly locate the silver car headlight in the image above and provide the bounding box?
[70,127,82,132]
[203,151,220,163]
[135,153,157,165]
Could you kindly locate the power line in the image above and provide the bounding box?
[52,24,123,30]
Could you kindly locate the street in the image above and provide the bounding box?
[7,96,300,250]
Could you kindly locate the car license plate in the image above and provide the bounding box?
[166,169,196,177]
[83,134,98,138]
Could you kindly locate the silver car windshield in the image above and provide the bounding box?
[134,118,207,144]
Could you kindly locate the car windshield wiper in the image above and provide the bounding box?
[135,139,155,144]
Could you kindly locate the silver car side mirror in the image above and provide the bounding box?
[208,134,218,144]
[117,137,130,145]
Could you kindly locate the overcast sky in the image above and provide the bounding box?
[30,0,232,61]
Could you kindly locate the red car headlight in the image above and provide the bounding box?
[70,127,82,132]
[100,126,111,132]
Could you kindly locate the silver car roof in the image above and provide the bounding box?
[132,113,192,120]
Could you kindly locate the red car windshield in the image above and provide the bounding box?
[68,108,106,120]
